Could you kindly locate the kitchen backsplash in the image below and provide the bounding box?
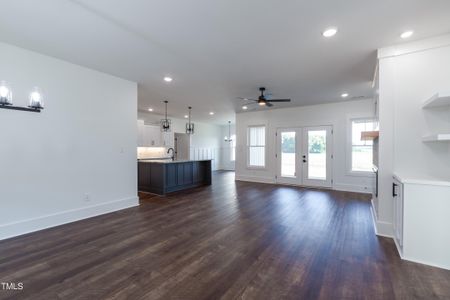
[137,147,170,159]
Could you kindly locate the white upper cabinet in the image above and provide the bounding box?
[144,125,161,147]
[138,121,163,147]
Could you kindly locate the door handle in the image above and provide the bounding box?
[392,183,398,197]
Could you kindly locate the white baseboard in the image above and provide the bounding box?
[235,176,372,194]
[235,175,275,184]
[370,201,394,238]
[0,196,139,241]
[217,166,235,171]
[401,255,450,271]
[333,182,372,194]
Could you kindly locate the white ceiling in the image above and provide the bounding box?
[1,0,450,124]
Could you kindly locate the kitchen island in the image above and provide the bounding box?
[138,159,212,195]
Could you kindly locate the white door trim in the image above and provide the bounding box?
[275,125,334,189]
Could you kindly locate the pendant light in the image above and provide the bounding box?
[224,121,233,142]
[185,106,195,135]
[160,100,171,132]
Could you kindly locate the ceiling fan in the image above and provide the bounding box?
[237,87,291,107]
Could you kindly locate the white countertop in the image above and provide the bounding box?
[393,173,450,187]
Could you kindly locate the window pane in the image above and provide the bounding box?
[308,130,327,180]
[352,146,373,171]
[352,120,375,146]
[249,126,265,146]
[249,146,265,167]
[281,132,296,177]
[248,126,265,167]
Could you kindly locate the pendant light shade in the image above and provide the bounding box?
[224,121,233,142]
[185,106,195,135]
[160,100,171,132]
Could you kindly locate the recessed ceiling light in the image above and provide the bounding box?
[322,27,338,38]
[341,93,349,98]
[209,112,214,115]
[242,105,248,110]
[400,30,414,39]
[148,108,153,112]
[164,76,173,82]
[184,115,188,118]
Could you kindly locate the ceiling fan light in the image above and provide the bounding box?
[400,30,414,39]
[322,27,338,38]
[258,101,266,106]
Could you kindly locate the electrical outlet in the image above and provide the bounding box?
[84,193,91,202]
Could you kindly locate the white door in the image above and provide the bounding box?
[175,133,190,160]
[162,131,174,147]
[276,129,300,184]
[302,126,333,188]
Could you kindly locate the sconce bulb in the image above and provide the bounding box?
[29,87,44,108]
[0,81,13,105]
[30,92,41,102]
[0,86,9,98]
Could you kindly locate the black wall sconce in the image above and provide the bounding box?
[0,81,44,113]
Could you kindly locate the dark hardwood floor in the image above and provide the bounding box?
[1,171,449,299]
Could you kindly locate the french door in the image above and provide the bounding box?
[277,128,299,185]
[276,126,333,188]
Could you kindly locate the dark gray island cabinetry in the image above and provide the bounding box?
[138,159,212,195]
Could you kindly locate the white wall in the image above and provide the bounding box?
[138,112,223,170]
[377,35,450,236]
[235,99,375,192]
[0,42,138,240]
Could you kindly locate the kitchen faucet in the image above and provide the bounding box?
[167,147,175,161]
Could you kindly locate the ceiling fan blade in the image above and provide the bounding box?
[244,102,260,106]
[265,102,274,107]
[237,97,258,101]
[266,99,291,102]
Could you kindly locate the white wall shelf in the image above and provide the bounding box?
[422,93,450,108]
[422,133,450,142]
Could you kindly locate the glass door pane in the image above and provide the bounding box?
[281,131,296,177]
[307,130,327,180]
